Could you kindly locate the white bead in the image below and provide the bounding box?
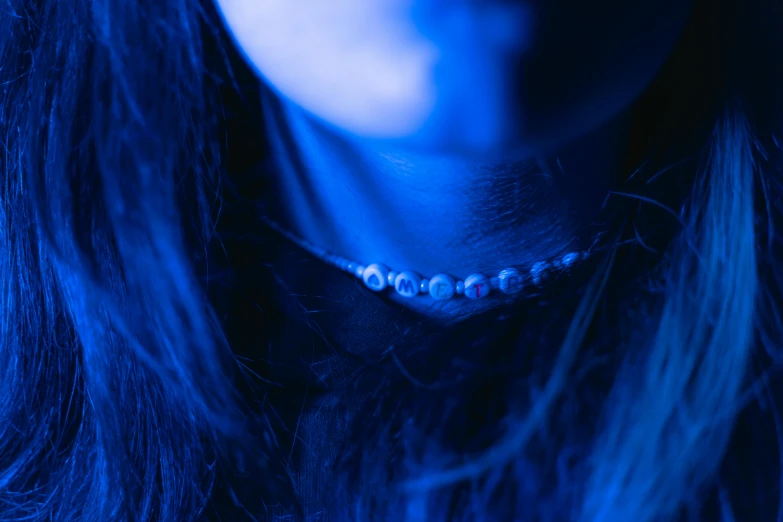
[561,252,580,268]
[428,273,456,300]
[420,279,430,293]
[394,271,422,298]
[530,261,550,285]
[355,265,365,277]
[362,263,390,291]
[498,268,524,294]
[387,271,398,286]
[463,274,491,299]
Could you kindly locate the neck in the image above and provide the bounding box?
[261,94,631,316]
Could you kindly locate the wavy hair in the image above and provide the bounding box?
[1,0,781,521]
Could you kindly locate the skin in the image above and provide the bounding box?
[216,0,693,318]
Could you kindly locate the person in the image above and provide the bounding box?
[1,0,780,520]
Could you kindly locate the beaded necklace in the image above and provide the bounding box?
[262,216,588,301]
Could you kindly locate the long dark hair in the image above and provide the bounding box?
[1,0,781,520]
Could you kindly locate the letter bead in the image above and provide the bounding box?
[428,273,456,300]
[463,274,491,299]
[562,252,581,268]
[395,271,422,298]
[498,268,524,294]
[362,263,390,291]
[530,261,550,285]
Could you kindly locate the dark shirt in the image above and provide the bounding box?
[205,191,782,521]
[209,199,783,521]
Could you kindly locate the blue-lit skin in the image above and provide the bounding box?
[262,97,628,318]
[217,0,693,317]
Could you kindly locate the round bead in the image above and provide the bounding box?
[420,279,430,294]
[561,252,580,268]
[387,271,398,286]
[355,265,365,277]
[498,268,524,294]
[362,263,390,291]
[456,281,465,295]
[463,273,491,299]
[428,273,456,300]
[394,271,422,298]
[530,261,550,285]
